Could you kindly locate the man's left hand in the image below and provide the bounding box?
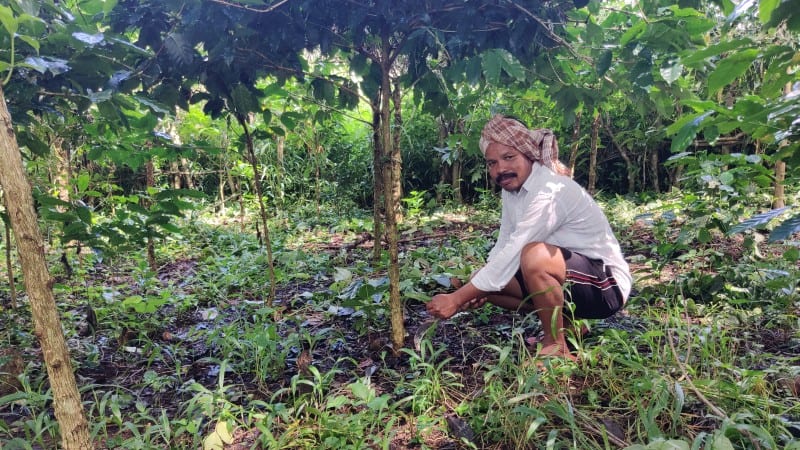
[426,293,462,319]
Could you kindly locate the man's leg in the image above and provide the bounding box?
[517,241,575,359]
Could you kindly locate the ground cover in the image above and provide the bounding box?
[1,197,799,449]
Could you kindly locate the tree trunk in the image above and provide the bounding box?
[381,41,404,353]
[3,197,17,309]
[587,112,600,195]
[451,119,464,204]
[371,103,384,262]
[218,163,227,214]
[436,117,448,205]
[451,148,463,204]
[774,82,792,209]
[145,160,157,272]
[603,114,635,193]
[568,111,582,176]
[773,160,786,209]
[180,158,194,189]
[391,79,404,222]
[239,117,277,305]
[170,160,181,189]
[650,147,661,193]
[0,87,92,449]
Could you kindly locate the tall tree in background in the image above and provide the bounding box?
[0,85,92,449]
[110,0,584,350]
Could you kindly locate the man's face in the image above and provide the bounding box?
[484,142,533,192]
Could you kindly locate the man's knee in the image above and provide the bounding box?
[520,242,566,282]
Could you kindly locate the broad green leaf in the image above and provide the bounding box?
[769,213,800,242]
[333,267,352,282]
[681,39,752,68]
[712,434,735,450]
[231,84,259,115]
[620,20,646,46]
[72,31,105,46]
[0,6,18,35]
[667,111,713,152]
[280,111,304,130]
[708,49,760,93]
[728,207,789,235]
[659,60,683,84]
[349,381,372,401]
[596,50,612,77]
[17,35,39,52]
[481,49,502,85]
[203,421,233,450]
[22,56,70,75]
[758,0,780,24]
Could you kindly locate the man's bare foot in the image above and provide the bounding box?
[536,343,578,362]
[526,323,588,349]
[523,342,578,370]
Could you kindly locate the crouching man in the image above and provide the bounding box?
[426,115,632,361]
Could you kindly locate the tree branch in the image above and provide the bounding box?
[207,0,291,13]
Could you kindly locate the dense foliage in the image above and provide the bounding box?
[0,0,798,448]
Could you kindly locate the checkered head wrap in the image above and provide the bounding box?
[479,115,571,177]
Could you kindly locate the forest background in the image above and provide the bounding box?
[0,0,799,448]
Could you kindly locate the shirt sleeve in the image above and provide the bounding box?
[471,189,565,292]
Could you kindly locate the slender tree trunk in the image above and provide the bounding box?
[170,160,181,189]
[451,119,464,204]
[53,137,70,203]
[145,160,157,272]
[603,114,635,193]
[180,158,194,189]
[451,147,463,204]
[568,111,582,176]
[650,147,661,193]
[218,165,227,214]
[276,135,285,166]
[774,82,792,209]
[587,112,600,195]
[53,137,75,276]
[773,160,786,209]
[3,198,17,309]
[381,44,404,353]
[436,117,448,205]
[239,117,277,305]
[371,103,384,262]
[0,86,92,449]
[391,79,403,222]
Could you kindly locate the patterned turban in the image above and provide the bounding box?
[479,114,571,177]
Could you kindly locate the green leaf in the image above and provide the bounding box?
[481,50,502,85]
[728,207,789,235]
[680,39,753,68]
[712,434,735,450]
[759,0,780,24]
[596,50,612,77]
[17,34,39,52]
[769,213,800,242]
[659,60,683,84]
[668,111,714,153]
[0,5,18,35]
[708,49,760,93]
[620,20,646,46]
[231,84,259,116]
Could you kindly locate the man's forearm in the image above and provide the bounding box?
[453,282,488,307]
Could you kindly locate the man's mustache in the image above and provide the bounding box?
[495,173,516,184]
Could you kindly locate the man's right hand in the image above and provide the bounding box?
[426,293,462,319]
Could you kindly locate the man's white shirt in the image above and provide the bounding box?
[470,162,633,300]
